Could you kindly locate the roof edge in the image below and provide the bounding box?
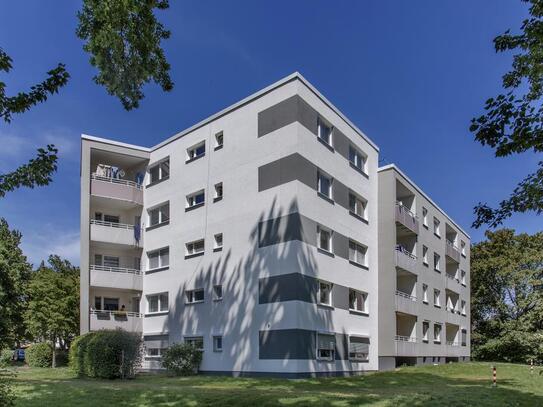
[81,134,150,152]
[378,164,471,239]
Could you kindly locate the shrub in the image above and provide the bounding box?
[69,330,142,379]
[0,350,13,367]
[0,369,15,407]
[25,342,53,368]
[162,343,202,376]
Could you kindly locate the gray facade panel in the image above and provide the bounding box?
[257,95,299,138]
[259,329,316,360]
[333,230,350,260]
[259,273,317,304]
[332,284,350,311]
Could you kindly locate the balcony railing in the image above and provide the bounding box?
[90,219,134,229]
[90,220,142,247]
[90,264,141,275]
[446,240,461,263]
[395,335,417,342]
[89,310,143,332]
[396,290,417,301]
[395,245,417,260]
[90,310,142,318]
[446,341,460,346]
[395,202,419,235]
[395,245,418,274]
[91,173,143,189]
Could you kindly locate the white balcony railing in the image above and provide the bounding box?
[91,173,142,189]
[446,240,461,263]
[90,264,141,275]
[395,245,417,260]
[446,341,460,346]
[395,335,417,342]
[89,310,143,332]
[396,290,417,301]
[395,202,419,234]
[90,310,142,318]
[90,219,134,229]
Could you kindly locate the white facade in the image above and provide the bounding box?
[80,72,470,376]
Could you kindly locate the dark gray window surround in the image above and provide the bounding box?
[258,94,368,178]
[259,329,369,361]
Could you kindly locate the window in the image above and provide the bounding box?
[103,214,119,224]
[348,336,369,361]
[186,190,205,209]
[433,253,441,272]
[186,239,205,257]
[214,182,223,201]
[349,145,367,173]
[317,117,332,146]
[146,348,167,358]
[422,207,428,228]
[317,171,332,199]
[422,246,428,265]
[316,333,335,361]
[461,300,466,315]
[317,226,332,253]
[103,256,119,268]
[318,281,333,306]
[461,240,466,257]
[422,321,430,342]
[349,240,367,267]
[185,336,204,351]
[214,233,223,251]
[422,284,428,304]
[149,159,170,184]
[148,247,169,270]
[213,336,223,352]
[103,297,119,311]
[461,270,466,286]
[348,289,368,313]
[187,141,205,162]
[433,289,441,307]
[215,131,224,150]
[94,296,102,310]
[213,285,223,301]
[461,329,467,346]
[434,324,442,343]
[148,203,169,227]
[186,288,204,304]
[433,217,441,237]
[147,293,168,314]
[349,193,367,220]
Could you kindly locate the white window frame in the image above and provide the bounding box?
[422,321,430,342]
[348,336,369,361]
[214,182,223,201]
[433,217,441,237]
[146,347,167,358]
[147,247,169,271]
[213,335,223,352]
[148,158,170,184]
[317,171,333,199]
[185,288,205,304]
[184,336,204,351]
[317,117,333,146]
[316,332,335,361]
[213,233,223,251]
[213,285,223,301]
[434,289,441,307]
[422,207,428,228]
[434,253,441,272]
[461,240,466,257]
[434,323,442,343]
[147,292,169,314]
[318,281,333,307]
[348,145,367,173]
[422,246,428,265]
[148,202,169,227]
[317,226,333,253]
[422,284,428,304]
[186,141,206,162]
[461,270,466,286]
[461,300,466,315]
[348,289,368,314]
[186,190,205,209]
[215,131,224,149]
[186,239,205,257]
[349,192,368,220]
[348,240,367,267]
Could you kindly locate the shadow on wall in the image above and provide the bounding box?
[163,196,334,373]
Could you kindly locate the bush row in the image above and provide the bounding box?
[69,330,142,379]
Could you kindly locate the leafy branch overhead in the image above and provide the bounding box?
[0,48,69,123]
[470,0,543,228]
[76,0,174,110]
[0,145,58,198]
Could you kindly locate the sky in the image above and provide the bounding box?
[0,0,540,267]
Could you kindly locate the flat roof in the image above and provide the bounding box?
[81,134,151,152]
[378,164,470,239]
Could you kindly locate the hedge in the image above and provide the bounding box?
[162,342,202,376]
[69,330,142,379]
[0,350,13,368]
[25,343,53,368]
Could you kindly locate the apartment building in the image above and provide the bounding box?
[80,72,470,376]
[377,166,470,369]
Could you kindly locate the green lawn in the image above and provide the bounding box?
[8,362,543,406]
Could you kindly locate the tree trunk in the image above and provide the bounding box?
[51,335,57,368]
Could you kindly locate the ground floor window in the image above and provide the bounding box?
[146,348,167,358]
[316,333,335,361]
[348,336,369,361]
[185,336,204,351]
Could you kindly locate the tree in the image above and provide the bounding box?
[76,0,174,111]
[25,256,79,368]
[470,0,543,228]
[471,229,543,362]
[0,218,32,349]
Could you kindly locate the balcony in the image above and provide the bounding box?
[445,306,464,326]
[395,291,418,315]
[91,174,143,206]
[395,246,418,274]
[90,265,143,291]
[394,336,418,356]
[445,273,459,289]
[89,310,143,332]
[445,240,461,263]
[395,202,419,235]
[90,220,142,247]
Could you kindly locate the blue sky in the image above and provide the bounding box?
[0,1,539,266]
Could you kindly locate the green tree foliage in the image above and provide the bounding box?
[162,342,203,376]
[25,256,79,368]
[76,0,174,110]
[471,229,543,362]
[69,330,142,379]
[470,0,543,228]
[0,219,32,349]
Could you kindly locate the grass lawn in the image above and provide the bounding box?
[8,362,543,406]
